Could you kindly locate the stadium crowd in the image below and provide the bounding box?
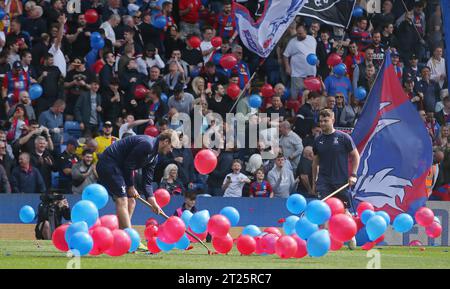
[0,0,448,202]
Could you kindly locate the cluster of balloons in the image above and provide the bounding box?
[415,207,442,238]
[51,184,141,257]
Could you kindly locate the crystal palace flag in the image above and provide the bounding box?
[298,0,356,28]
[233,0,307,58]
[351,51,433,219]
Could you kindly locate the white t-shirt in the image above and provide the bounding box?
[49,44,66,78]
[119,123,136,139]
[223,172,250,197]
[283,35,317,78]
[100,21,116,45]
[427,57,446,88]
[200,41,214,63]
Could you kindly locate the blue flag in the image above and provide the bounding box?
[351,51,433,219]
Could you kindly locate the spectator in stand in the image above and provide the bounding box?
[64,57,94,119]
[295,146,315,198]
[279,121,303,171]
[316,28,333,80]
[0,163,10,193]
[436,97,450,127]
[231,44,251,90]
[222,159,251,197]
[179,0,202,40]
[294,91,321,139]
[424,111,440,144]
[249,168,273,198]
[403,54,422,84]
[20,50,37,82]
[381,23,399,49]
[266,95,288,122]
[416,66,441,113]
[168,83,195,114]
[74,79,103,137]
[358,63,377,93]
[350,16,372,51]
[71,149,98,195]
[189,76,208,99]
[65,13,91,60]
[353,47,375,90]
[38,99,65,153]
[403,79,423,111]
[164,60,187,94]
[30,135,55,189]
[202,61,228,86]
[391,51,403,81]
[206,84,232,120]
[0,136,14,179]
[370,31,385,70]
[2,60,30,109]
[182,36,204,70]
[215,0,238,42]
[8,91,35,121]
[396,10,421,63]
[36,53,62,115]
[48,15,66,78]
[371,0,395,31]
[100,14,123,50]
[57,138,79,193]
[267,153,297,198]
[7,104,28,143]
[324,68,352,104]
[160,164,185,196]
[11,152,46,194]
[427,46,446,89]
[283,23,317,100]
[344,42,365,85]
[200,26,216,63]
[173,190,197,217]
[137,44,165,76]
[164,24,186,58]
[95,121,119,155]
[119,114,152,139]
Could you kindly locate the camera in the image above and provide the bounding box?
[35,192,70,240]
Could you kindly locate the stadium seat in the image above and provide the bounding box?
[64,121,82,139]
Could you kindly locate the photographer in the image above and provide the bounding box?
[35,190,70,240]
[16,120,54,155]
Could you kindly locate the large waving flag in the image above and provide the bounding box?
[233,0,307,58]
[298,0,356,28]
[351,51,433,219]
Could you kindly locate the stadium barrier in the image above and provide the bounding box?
[0,194,448,246]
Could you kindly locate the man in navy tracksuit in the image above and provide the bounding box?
[97,130,179,229]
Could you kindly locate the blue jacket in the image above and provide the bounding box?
[10,166,46,194]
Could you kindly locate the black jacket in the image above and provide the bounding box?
[74,91,102,125]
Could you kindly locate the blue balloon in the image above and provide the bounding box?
[174,234,190,250]
[333,63,347,76]
[242,225,261,237]
[124,228,141,253]
[286,194,307,214]
[365,215,387,241]
[249,94,262,109]
[393,213,414,233]
[361,210,376,225]
[306,230,330,257]
[65,221,89,244]
[355,228,370,246]
[306,53,318,66]
[161,93,168,103]
[220,206,240,226]
[156,238,175,252]
[91,38,105,50]
[375,211,391,225]
[29,84,43,100]
[355,87,367,100]
[0,8,6,20]
[19,205,35,223]
[181,210,193,226]
[282,87,290,101]
[86,49,98,68]
[283,216,299,235]
[82,184,109,210]
[352,6,364,18]
[68,232,93,256]
[305,200,331,225]
[152,15,167,29]
[295,217,319,240]
[90,32,102,43]
[71,200,99,228]
[189,210,210,234]
[213,53,222,65]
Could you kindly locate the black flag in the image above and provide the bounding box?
[298,0,356,28]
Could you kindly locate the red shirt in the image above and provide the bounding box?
[179,0,201,24]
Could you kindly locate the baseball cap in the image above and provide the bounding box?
[104,121,113,127]
[12,61,22,70]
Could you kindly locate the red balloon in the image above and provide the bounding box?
[362,241,375,251]
[147,237,162,254]
[329,214,357,242]
[212,233,234,254]
[187,229,208,243]
[353,216,364,231]
[261,84,274,98]
[330,235,344,251]
[156,223,170,243]
[163,216,186,243]
[90,226,114,255]
[304,77,322,92]
[254,236,265,255]
[236,235,256,255]
[261,233,279,254]
[134,85,149,100]
[226,83,241,100]
[425,222,442,238]
[144,125,159,137]
[211,37,223,48]
[291,235,307,258]
[327,53,342,67]
[188,36,201,49]
[146,218,158,227]
[263,227,282,237]
[415,207,435,227]
[91,218,101,230]
[104,229,131,257]
[194,149,218,175]
[207,215,231,237]
[52,224,70,252]
[409,240,423,247]
[325,198,345,216]
[92,60,104,74]
[145,225,159,240]
[220,54,238,70]
[374,235,385,244]
[154,188,171,208]
[100,215,119,231]
[275,236,298,259]
[85,9,99,24]
[357,202,375,216]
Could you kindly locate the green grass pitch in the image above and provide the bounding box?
[0,240,449,269]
